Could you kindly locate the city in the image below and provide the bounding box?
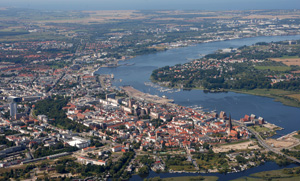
[1,6,300,181]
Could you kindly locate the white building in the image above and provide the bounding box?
[66,136,90,149]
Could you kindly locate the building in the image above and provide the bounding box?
[258,117,265,124]
[77,156,106,166]
[220,111,227,119]
[9,102,17,119]
[112,145,122,152]
[66,136,90,149]
[7,96,22,103]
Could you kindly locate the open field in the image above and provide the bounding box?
[263,122,283,130]
[293,134,300,139]
[2,9,300,25]
[232,89,300,108]
[38,10,143,24]
[169,165,196,172]
[271,57,300,66]
[213,140,259,153]
[265,139,295,149]
[287,94,300,102]
[162,176,219,181]
[252,125,271,133]
[265,132,300,150]
[233,166,300,180]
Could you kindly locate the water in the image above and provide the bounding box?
[131,162,299,180]
[96,35,300,180]
[96,35,300,135]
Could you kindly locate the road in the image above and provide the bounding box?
[232,120,300,164]
[185,147,199,170]
[248,128,300,164]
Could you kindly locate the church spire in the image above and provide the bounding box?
[229,114,232,131]
[227,113,232,136]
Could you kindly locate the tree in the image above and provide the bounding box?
[138,165,149,175]
[56,164,67,173]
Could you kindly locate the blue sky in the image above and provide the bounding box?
[2,0,300,10]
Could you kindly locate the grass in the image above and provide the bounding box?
[111,152,123,155]
[195,156,227,170]
[292,144,300,150]
[0,32,68,42]
[251,125,270,133]
[254,66,291,71]
[169,165,196,171]
[294,134,300,139]
[217,139,250,146]
[162,176,219,181]
[279,55,300,59]
[233,167,300,181]
[232,177,265,181]
[250,169,291,178]
[248,125,276,138]
[287,94,300,102]
[234,176,300,181]
[232,89,300,108]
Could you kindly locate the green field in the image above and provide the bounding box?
[162,176,219,181]
[279,55,300,59]
[254,66,291,71]
[293,134,300,140]
[292,144,300,150]
[250,125,270,133]
[217,139,251,146]
[232,89,300,108]
[169,165,196,172]
[233,166,300,181]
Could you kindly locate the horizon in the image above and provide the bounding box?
[2,0,300,11]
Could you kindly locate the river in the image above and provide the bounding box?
[131,162,299,181]
[95,35,300,180]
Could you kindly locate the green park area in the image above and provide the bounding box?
[233,166,300,181]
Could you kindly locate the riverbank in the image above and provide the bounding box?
[231,89,300,108]
[162,176,218,181]
[233,166,300,181]
[150,81,300,108]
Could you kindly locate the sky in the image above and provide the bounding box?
[2,0,300,11]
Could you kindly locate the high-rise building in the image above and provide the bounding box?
[10,102,17,119]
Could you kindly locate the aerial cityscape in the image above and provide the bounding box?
[1,1,300,181]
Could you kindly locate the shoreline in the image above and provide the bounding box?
[230,89,300,108]
[95,33,300,76]
[150,79,300,108]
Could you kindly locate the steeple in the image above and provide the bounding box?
[227,113,232,136]
[229,114,232,131]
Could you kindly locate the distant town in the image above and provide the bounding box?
[1,8,300,180]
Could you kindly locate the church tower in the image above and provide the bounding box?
[227,114,232,135]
